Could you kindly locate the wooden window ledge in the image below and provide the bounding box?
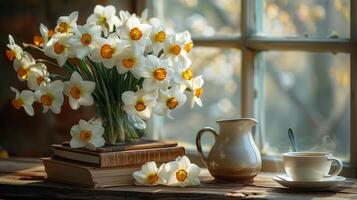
[0,158,357,199]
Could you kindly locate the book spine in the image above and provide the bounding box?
[100,147,185,167]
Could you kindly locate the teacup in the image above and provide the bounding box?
[282,152,343,182]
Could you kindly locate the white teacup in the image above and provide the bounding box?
[282,152,343,182]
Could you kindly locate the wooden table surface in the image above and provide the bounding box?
[0,158,356,200]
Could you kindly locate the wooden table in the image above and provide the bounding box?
[0,158,356,199]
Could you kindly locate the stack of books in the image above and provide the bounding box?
[43,140,185,188]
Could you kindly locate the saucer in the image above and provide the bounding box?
[273,174,345,191]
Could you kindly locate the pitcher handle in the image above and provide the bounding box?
[196,127,218,163]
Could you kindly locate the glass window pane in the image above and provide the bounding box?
[259,51,350,161]
[148,0,241,36]
[160,47,242,150]
[258,0,350,38]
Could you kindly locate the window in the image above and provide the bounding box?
[146,0,356,176]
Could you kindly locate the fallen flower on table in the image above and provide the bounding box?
[133,161,166,186]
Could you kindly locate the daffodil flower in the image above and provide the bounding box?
[189,75,204,108]
[55,11,78,35]
[87,5,120,36]
[13,52,36,81]
[63,71,95,110]
[177,31,193,54]
[70,119,105,150]
[10,87,35,116]
[27,63,51,90]
[118,10,132,24]
[34,80,64,114]
[45,35,72,66]
[148,18,167,55]
[154,86,186,119]
[119,15,152,48]
[116,46,146,78]
[33,24,55,47]
[138,55,173,91]
[173,65,194,92]
[164,156,201,187]
[163,34,191,70]
[133,162,167,186]
[122,89,157,119]
[68,23,102,59]
[6,35,23,61]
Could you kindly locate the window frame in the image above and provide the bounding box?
[139,0,357,177]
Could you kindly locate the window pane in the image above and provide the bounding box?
[160,47,242,150]
[148,0,241,36]
[259,51,350,161]
[258,0,350,38]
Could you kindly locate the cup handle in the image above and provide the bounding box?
[196,127,218,163]
[325,156,343,178]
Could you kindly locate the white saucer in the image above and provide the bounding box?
[273,174,345,191]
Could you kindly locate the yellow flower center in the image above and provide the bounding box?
[40,93,54,107]
[6,50,15,61]
[17,66,30,80]
[79,130,92,141]
[184,41,193,53]
[33,35,44,47]
[182,68,193,80]
[195,87,203,97]
[130,28,143,40]
[154,31,166,42]
[36,76,45,86]
[57,22,69,33]
[166,97,178,110]
[99,16,107,25]
[153,68,167,81]
[135,100,146,111]
[12,98,23,110]
[70,86,81,100]
[54,42,65,54]
[122,58,135,69]
[176,169,187,182]
[81,33,92,46]
[169,44,181,55]
[147,173,159,185]
[100,44,114,59]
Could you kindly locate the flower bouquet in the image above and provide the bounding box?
[6,5,204,147]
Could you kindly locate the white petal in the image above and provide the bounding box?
[122,91,136,104]
[133,171,148,184]
[70,138,86,148]
[23,104,34,116]
[69,97,80,110]
[90,136,105,148]
[70,124,81,137]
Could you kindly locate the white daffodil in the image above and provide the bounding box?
[33,24,55,47]
[34,80,64,114]
[6,35,23,61]
[68,23,102,59]
[173,66,194,91]
[45,35,72,66]
[189,76,204,108]
[122,89,157,120]
[13,52,36,81]
[63,71,95,110]
[139,9,149,23]
[162,34,191,70]
[148,18,167,55]
[87,5,120,36]
[55,11,78,35]
[10,87,35,116]
[154,86,186,119]
[116,46,145,78]
[27,63,50,90]
[133,162,166,186]
[119,15,151,47]
[118,10,132,24]
[70,119,105,150]
[90,33,126,69]
[139,55,173,92]
[177,31,193,54]
[164,156,200,187]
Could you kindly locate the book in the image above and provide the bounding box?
[52,144,185,168]
[42,157,140,188]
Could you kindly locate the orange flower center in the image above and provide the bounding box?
[70,86,81,100]
[40,94,54,107]
[135,100,146,111]
[100,44,114,59]
[12,98,23,110]
[33,35,44,47]
[122,58,135,69]
[169,44,181,55]
[79,130,92,141]
[130,27,142,40]
[5,50,16,61]
[81,33,92,46]
[36,76,45,86]
[147,173,159,185]
[57,22,69,33]
[166,97,178,110]
[48,29,55,38]
[195,87,203,97]
[153,68,167,81]
[17,66,30,80]
[184,41,193,53]
[154,31,166,42]
[176,169,187,182]
[182,68,193,80]
[54,42,65,54]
